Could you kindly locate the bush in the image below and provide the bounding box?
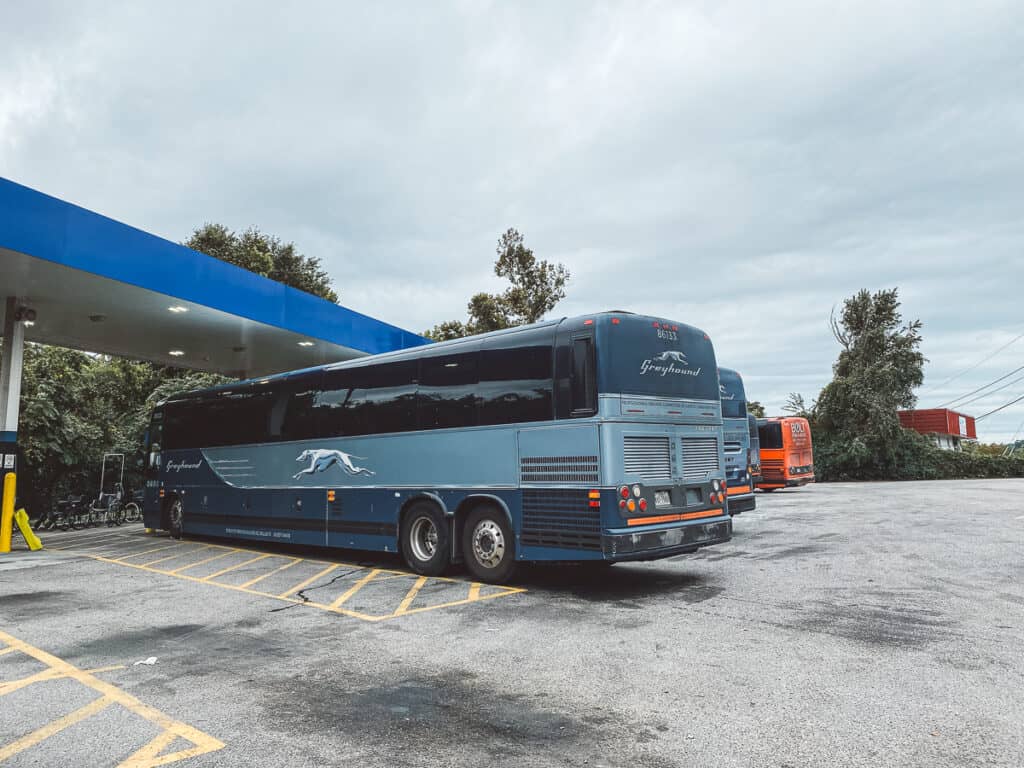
[814,427,1024,481]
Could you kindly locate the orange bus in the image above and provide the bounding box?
[756,417,814,490]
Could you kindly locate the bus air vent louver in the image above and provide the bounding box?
[520,456,599,484]
[521,490,602,551]
[623,435,672,481]
[681,437,720,482]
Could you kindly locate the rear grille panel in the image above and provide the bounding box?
[521,490,602,551]
[623,436,672,481]
[681,437,720,482]
[520,456,599,484]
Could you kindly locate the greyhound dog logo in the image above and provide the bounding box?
[293,449,375,479]
[653,350,688,365]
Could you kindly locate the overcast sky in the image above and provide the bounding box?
[3,1,1023,441]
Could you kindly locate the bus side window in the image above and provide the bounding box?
[418,351,479,430]
[570,336,597,415]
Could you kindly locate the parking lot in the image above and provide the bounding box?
[2,479,1023,767]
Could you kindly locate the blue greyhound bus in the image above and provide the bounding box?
[718,367,755,515]
[142,312,731,582]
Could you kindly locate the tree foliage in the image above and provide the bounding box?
[185,223,339,303]
[10,344,229,517]
[746,400,766,418]
[425,229,569,341]
[811,288,925,478]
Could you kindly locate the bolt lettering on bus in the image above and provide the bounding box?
[165,460,203,472]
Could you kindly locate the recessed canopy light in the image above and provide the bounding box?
[24,321,35,328]
[297,341,315,347]
[168,306,189,313]
[169,350,185,357]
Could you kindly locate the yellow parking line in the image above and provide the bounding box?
[468,583,482,601]
[394,585,527,617]
[203,553,272,581]
[0,664,128,697]
[168,549,236,574]
[278,563,339,597]
[329,569,381,608]
[393,576,429,616]
[115,543,182,561]
[0,646,16,656]
[119,729,177,767]
[238,557,302,588]
[0,667,64,696]
[141,544,215,568]
[0,630,224,763]
[0,696,113,761]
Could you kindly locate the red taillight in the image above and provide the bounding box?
[639,498,648,512]
[619,500,626,509]
[620,486,630,499]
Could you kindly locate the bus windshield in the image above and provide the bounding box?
[600,318,718,400]
[718,368,747,419]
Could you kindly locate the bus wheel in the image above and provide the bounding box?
[167,499,184,539]
[462,505,517,584]
[401,501,450,576]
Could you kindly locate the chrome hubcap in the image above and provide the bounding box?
[409,516,438,562]
[472,519,505,569]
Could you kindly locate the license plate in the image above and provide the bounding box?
[654,490,671,508]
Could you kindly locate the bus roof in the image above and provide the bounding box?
[159,310,715,403]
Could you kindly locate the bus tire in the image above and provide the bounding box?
[400,501,450,576]
[462,505,517,584]
[167,498,184,539]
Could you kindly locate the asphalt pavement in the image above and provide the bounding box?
[2,479,1022,767]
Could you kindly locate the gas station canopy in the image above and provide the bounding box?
[0,176,428,378]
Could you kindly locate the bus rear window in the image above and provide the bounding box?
[759,421,783,449]
[600,320,718,401]
[718,369,747,419]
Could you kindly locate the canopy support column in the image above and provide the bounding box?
[1,297,26,457]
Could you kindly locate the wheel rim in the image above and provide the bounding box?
[170,501,183,530]
[471,519,506,569]
[409,516,438,562]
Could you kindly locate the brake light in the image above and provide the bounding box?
[639,498,648,512]
[620,486,630,499]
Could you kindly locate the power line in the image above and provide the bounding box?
[923,330,1024,393]
[936,363,1024,408]
[976,392,1024,421]
[947,370,1024,411]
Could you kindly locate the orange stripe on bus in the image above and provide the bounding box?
[727,485,751,495]
[626,508,724,526]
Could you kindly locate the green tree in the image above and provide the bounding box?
[425,229,569,340]
[185,224,338,303]
[812,288,925,479]
[746,400,766,418]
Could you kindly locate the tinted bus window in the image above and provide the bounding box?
[571,337,597,414]
[478,338,554,425]
[601,320,718,400]
[206,387,276,446]
[718,369,747,419]
[340,361,418,436]
[267,373,323,442]
[419,351,479,430]
[759,421,783,449]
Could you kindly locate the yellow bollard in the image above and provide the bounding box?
[0,472,14,554]
[14,509,42,551]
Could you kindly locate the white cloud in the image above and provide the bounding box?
[2,0,1023,439]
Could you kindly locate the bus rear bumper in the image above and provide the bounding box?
[602,518,732,561]
[727,494,756,514]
